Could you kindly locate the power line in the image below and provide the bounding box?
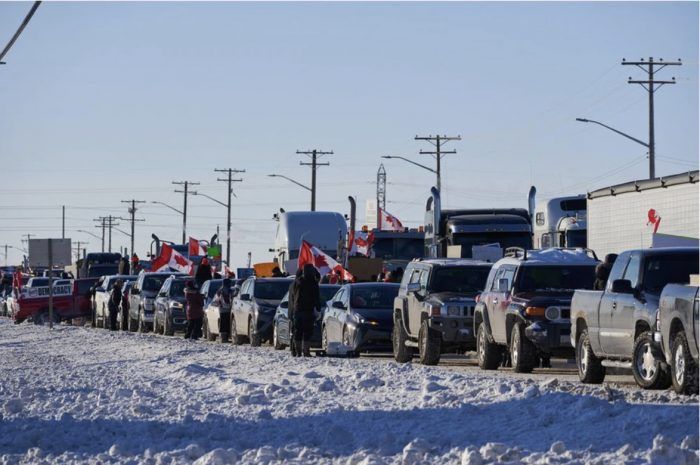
[120,199,145,256]
[415,134,461,192]
[215,168,245,265]
[297,149,333,211]
[172,180,200,244]
[0,1,41,65]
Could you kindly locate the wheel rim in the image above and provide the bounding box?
[512,328,519,367]
[477,327,485,364]
[249,319,255,342]
[231,317,236,342]
[322,326,328,351]
[636,342,657,381]
[273,325,278,347]
[674,344,686,386]
[343,327,351,348]
[578,337,589,375]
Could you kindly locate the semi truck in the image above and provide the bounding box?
[586,170,699,257]
[424,187,532,260]
[532,192,587,249]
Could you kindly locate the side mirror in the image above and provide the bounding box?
[240,293,251,301]
[497,278,510,293]
[612,279,634,294]
[332,301,346,310]
[406,282,421,293]
[280,301,289,309]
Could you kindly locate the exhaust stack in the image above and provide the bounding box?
[528,186,537,222]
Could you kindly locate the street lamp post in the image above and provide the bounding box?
[191,191,229,262]
[150,201,185,243]
[381,155,438,187]
[268,174,313,209]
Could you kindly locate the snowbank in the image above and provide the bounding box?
[0,319,697,464]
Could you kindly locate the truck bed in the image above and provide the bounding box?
[570,290,604,347]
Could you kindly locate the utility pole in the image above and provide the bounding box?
[215,168,245,266]
[377,164,387,227]
[173,181,200,244]
[297,149,333,211]
[93,216,119,253]
[414,134,461,192]
[72,241,88,261]
[120,199,145,257]
[2,244,9,266]
[622,57,682,180]
[20,234,34,252]
[62,205,65,239]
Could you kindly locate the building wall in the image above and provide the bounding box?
[588,182,699,257]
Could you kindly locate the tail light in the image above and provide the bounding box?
[525,306,545,317]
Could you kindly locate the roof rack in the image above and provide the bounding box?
[504,247,528,260]
[558,247,599,261]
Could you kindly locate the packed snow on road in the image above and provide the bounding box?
[0,319,697,465]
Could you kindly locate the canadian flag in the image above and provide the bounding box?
[188,237,208,257]
[379,207,404,232]
[152,243,194,275]
[298,240,354,282]
[348,230,374,257]
[647,209,662,234]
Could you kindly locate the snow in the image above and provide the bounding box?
[0,318,697,465]
[518,248,600,265]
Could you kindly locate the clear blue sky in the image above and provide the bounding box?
[1,1,698,268]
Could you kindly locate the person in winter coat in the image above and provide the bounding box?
[287,268,303,357]
[292,264,321,357]
[195,258,213,289]
[118,256,129,275]
[594,253,618,290]
[130,254,142,275]
[184,280,205,340]
[108,279,123,331]
[271,266,284,278]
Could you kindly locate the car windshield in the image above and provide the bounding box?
[371,238,424,261]
[170,281,186,296]
[643,253,699,294]
[143,276,168,292]
[451,232,532,258]
[254,281,291,300]
[515,266,596,293]
[350,285,398,309]
[320,286,340,301]
[431,267,491,294]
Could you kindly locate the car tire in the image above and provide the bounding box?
[576,328,606,384]
[273,323,285,350]
[342,326,359,358]
[392,315,413,363]
[671,332,699,395]
[230,316,241,345]
[321,325,329,353]
[249,318,261,347]
[510,322,537,373]
[632,331,671,389]
[128,314,137,332]
[418,320,441,366]
[164,314,174,336]
[477,323,501,370]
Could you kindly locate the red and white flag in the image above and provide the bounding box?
[379,207,404,232]
[152,243,194,274]
[348,230,374,257]
[298,240,354,282]
[188,237,208,257]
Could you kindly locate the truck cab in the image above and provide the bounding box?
[424,187,532,260]
[532,195,587,249]
[571,247,699,388]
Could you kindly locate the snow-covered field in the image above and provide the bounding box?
[0,318,697,465]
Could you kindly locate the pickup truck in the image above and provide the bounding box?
[571,247,699,389]
[655,283,699,394]
[9,278,98,324]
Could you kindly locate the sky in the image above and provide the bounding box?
[0,1,698,269]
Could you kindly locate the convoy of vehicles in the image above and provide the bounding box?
[424,187,532,260]
[571,247,699,388]
[475,248,598,373]
[393,259,493,365]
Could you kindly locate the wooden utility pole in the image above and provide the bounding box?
[297,149,333,211]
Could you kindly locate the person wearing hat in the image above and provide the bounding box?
[130,254,142,275]
[184,280,205,340]
[108,279,124,331]
[195,257,213,289]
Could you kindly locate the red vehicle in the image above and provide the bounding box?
[10,278,98,324]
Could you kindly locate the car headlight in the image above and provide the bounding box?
[545,306,561,321]
[354,314,367,324]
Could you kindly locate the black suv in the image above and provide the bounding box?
[474,248,598,373]
[153,276,189,336]
[393,258,493,365]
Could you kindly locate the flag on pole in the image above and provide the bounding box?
[348,230,374,257]
[152,243,194,274]
[298,240,354,281]
[188,237,208,257]
[378,207,404,232]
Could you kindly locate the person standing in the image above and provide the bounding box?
[214,278,233,341]
[195,258,213,289]
[287,268,303,357]
[594,254,618,290]
[130,254,142,275]
[184,280,205,340]
[118,256,129,275]
[292,264,321,357]
[108,279,123,331]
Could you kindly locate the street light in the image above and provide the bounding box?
[150,201,185,244]
[575,117,651,177]
[150,200,184,215]
[191,191,230,264]
[76,229,102,241]
[268,174,313,210]
[381,155,440,189]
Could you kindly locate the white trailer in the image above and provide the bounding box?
[587,170,699,257]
